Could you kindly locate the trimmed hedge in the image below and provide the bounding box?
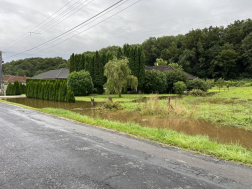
[26,79,75,103]
[6,80,23,95]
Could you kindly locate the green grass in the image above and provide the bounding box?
[40,108,252,166]
[75,94,177,102]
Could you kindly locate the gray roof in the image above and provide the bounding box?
[145,65,197,80]
[31,68,69,79]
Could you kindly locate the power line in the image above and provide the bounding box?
[3,0,90,52]
[1,0,75,50]
[5,0,142,61]
[2,0,93,52]
[4,0,126,59]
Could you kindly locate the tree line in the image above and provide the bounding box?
[142,19,252,79]
[69,44,146,92]
[4,19,252,80]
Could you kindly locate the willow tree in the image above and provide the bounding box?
[104,58,138,98]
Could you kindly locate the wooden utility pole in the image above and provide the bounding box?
[0,51,2,92]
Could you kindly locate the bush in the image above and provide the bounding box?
[189,89,206,97]
[187,78,209,92]
[144,70,167,94]
[67,70,94,96]
[13,81,21,95]
[65,90,75,103]
[6,83,14,95]
[165,70,188,93]
[173,81,187,94]
[102,101,122,110]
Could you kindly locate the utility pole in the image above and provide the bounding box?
[0,51,2,95]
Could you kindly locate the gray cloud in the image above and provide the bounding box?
[1,0,251,62]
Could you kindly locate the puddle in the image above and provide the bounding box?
[4,98,252,149]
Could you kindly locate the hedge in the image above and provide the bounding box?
[26,79,75,103]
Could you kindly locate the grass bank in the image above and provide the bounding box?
[41,108,252,166]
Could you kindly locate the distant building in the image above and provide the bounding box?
[2,75,30,92]
[31,68,69,80]
[3,75,30,84]
[145,65,197,80]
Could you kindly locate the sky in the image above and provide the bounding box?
[0,0,251,63]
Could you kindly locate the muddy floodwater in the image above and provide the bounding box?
[4,97,252,149]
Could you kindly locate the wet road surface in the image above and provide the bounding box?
[0,102,251,189]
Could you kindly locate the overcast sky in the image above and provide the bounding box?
[1,0,251,62]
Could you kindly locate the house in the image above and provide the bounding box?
[145,65,197,80]
[31,68,69,80]
[3,75,30,91]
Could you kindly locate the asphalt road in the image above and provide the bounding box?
[0,102,252,189]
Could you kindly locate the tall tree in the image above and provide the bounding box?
[138,51,146,91]
[116,47,123,60]
[80,54,85,71]
[134,47,140,78]
[94,51,101,87]
[104,58,138,98]
[69,53,75,73]
[129,47,135,73]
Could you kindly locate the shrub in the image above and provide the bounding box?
[165,70,188,93]
[6,83,14,95]
[67,70,94,96]
[102,101,122,110]
[187,78,209,92]
[189,89,206,97]
[13,81,21,95]
[65,90,75,103]
[173,81,187,94]
[144,70,167,94]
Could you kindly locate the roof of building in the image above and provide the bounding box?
[145,65,197,80]
[31,68,69,79]
[3,75,30,83]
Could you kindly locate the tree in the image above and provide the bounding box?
[144,70,167,94]
[67,70,94,96]
[94,51,101,87]
[165,70,188,93]
[154,58,167,66]
[134,47,139,77]
[173,81,187,95]
[80,54,85,71]
[138,51,146,91]
[104,58,138,97]
[168,63,183,70]
[215,78,225,92]
[69,53,75,73]
[116,47,123,60]
[129,47,135,74]
[13,81,21,95]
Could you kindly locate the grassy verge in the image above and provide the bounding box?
[1,99,252,166]
[42,108,252,166]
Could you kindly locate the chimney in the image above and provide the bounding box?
[24,75,26,78]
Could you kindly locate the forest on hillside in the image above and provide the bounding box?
[3,57,68,77]
[3,19,252,79]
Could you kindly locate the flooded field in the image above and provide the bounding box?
[5,97,252,149]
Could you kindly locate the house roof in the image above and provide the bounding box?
[3,75,30,83]
[31,68,69,79]
[145,65,197,80]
